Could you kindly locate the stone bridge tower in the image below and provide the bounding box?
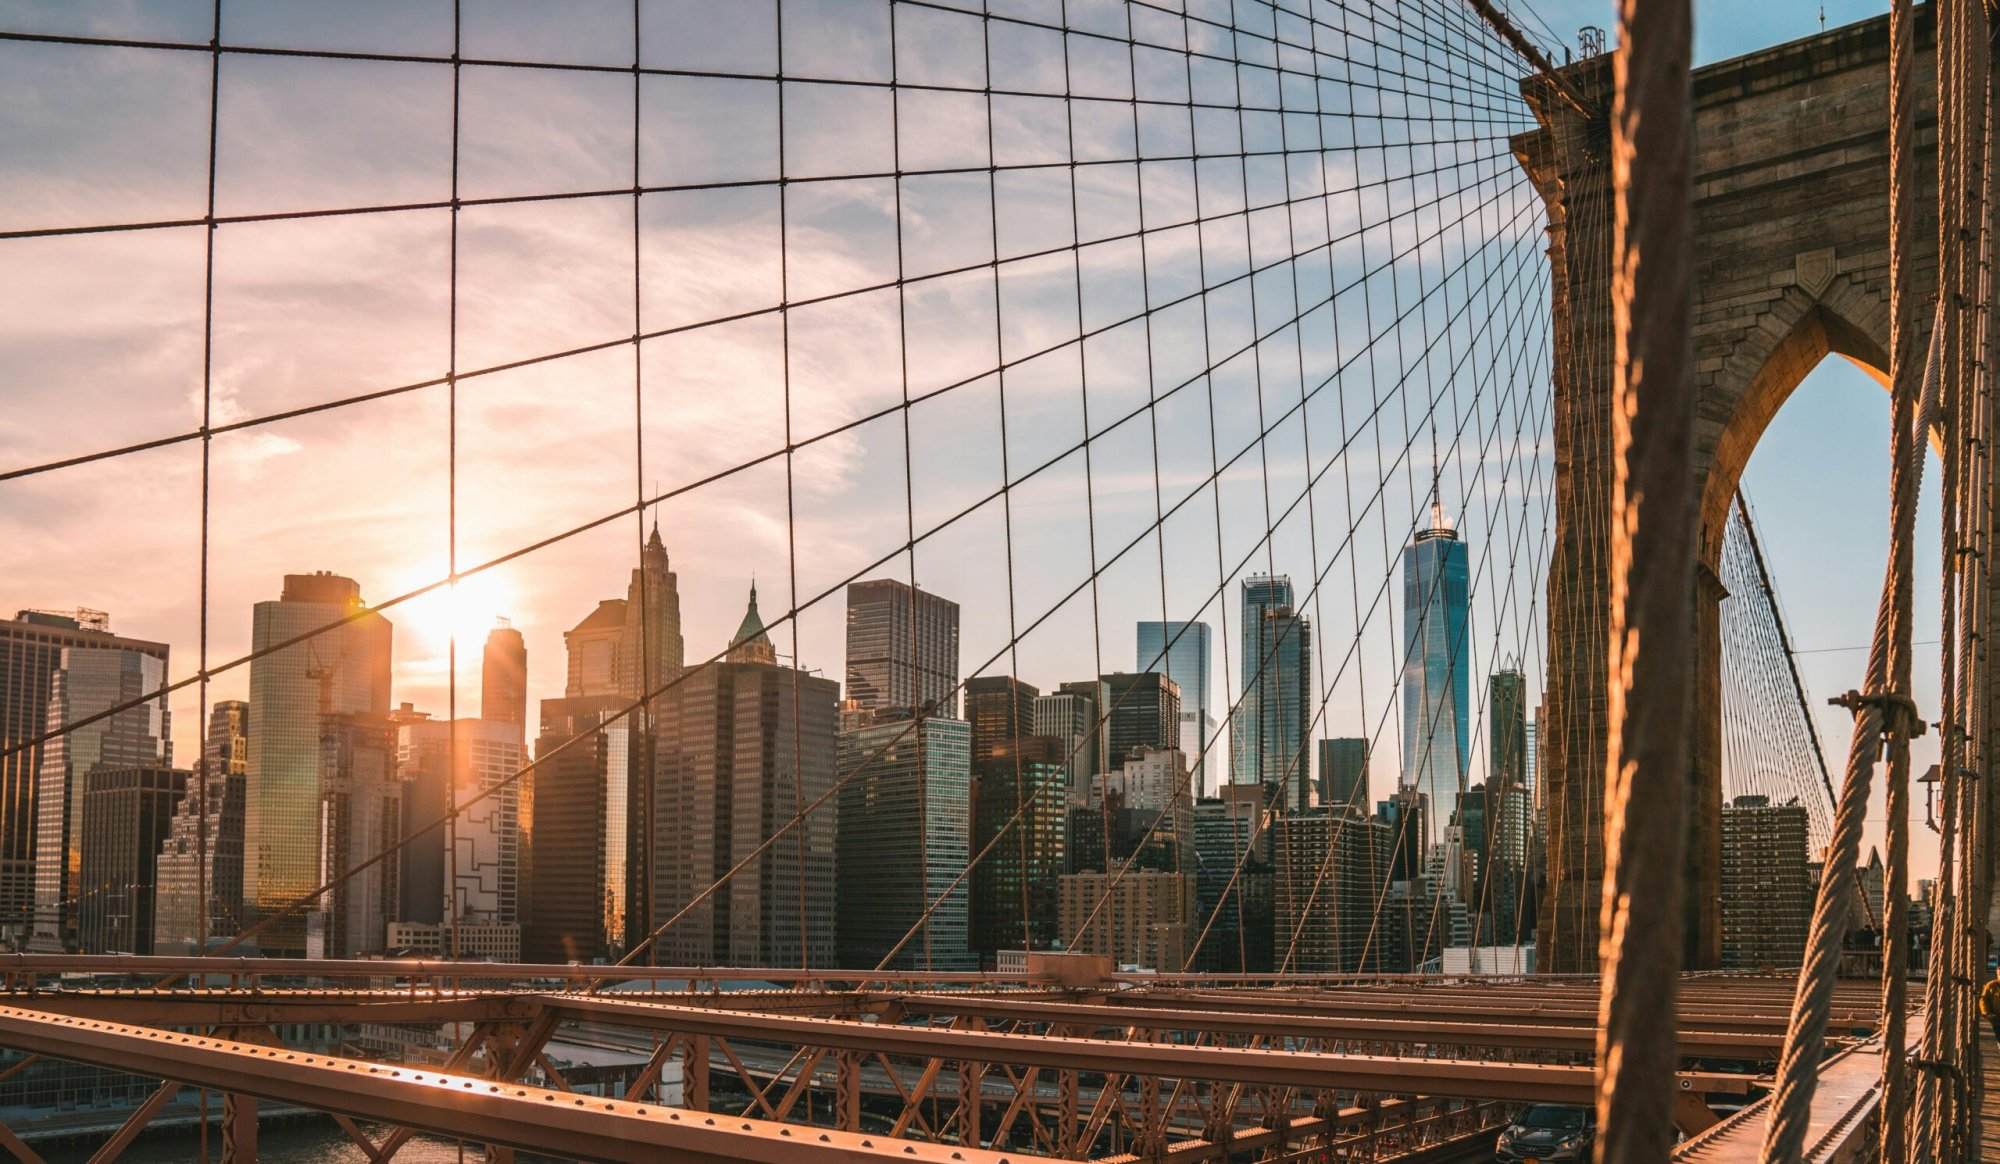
[1516,13,1939,973]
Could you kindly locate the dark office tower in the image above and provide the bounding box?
[1488,668,1528,791]
[1317,738,1369,811]
[387,704,442,926]
[30,636,173,953]
[1720,795,1812,969]
[522,694,632,963]
[481,622,528,738]
[837,711,975,970]
[1525,719,1539,795]
[1373,878,1446,973]
[245,572,393,957]
[651,638,840,968]
[619,522,685,703]
[1401,510,1471,845]
[1376,788,1431,884]
[1136,621,1214,794]
[76,765,188,955]
[0,609,168,938]
[564,600,627,698]
[395,712,528,931]
[844,579,961,718]
[1232,576,1312,811]
[1273,807,1390,972]
[965,675,1039,763]
[311,712,400,959]
[1058,678,1112,772]
[154,701,250,954]
[1100,672,1181,772]
[1190,783,1273,972]
[970,735,1068,960]
[1080,748,1195,876]
[1454,780,1531,944]
[1033,687,1099,797]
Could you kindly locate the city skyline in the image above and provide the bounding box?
[0,0,1969,1157]
[0,2,1936,968]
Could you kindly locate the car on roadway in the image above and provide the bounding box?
[1494,1104,1595,1163]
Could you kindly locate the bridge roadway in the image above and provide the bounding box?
[0,958,1894,1162]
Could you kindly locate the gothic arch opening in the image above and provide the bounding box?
[1722,335,1946,910]
[1698,298,1891,569]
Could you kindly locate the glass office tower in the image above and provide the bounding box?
[836,712,975,970]
[1136,620,1213,794]
[844,579,961,719]
[245,572,393,957]
[1400,515,1470,846]
[1232,576,1311,811]
[30,643,171,951]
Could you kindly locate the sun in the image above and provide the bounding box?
[406,572,516,649]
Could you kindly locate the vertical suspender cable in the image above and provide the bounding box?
[1879,4,1919,1159]
[1592,3,1696,1163]
[1766,5,1941,1157]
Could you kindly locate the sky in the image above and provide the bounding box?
[0,0,1948,882]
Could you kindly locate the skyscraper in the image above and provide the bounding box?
[1488,668,1528,791]
[1136,621,1214,794]
[0,609,166,936]
[1101,672,1181,772]
[652,633,840,968]
[481,621,528,737]
[1032,686,1099,797]
[970,735,1068,959]
[1376,787,1431,884]
[522,694,632,963]
[725,582,778,665]
[1273,807,1390,972]
[1400,512,1470,844]
[844,579,960,718]
[1454,780,1531,944]
[76,764,187,955]
[1317,738,1369,811]
[965,675,1038,763]
[1232,577,1312,811]
[1190,785,1274,972]
[619,523,685,702]
[1720,795,1811,969]
[1524,719,1538,796]
[563,600,627,698]
[396,716,529,936]
[965,675,1045,961]
[245,572,393,957]
[836,710,974,970]
[153,700,249,954]
[31,639,172,951]
[312,711,399,958]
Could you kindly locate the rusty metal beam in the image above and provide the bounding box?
[0,1007,1035,1164]
[538,995,1759,1105]
[1121,989,1874,1033]
[886,993,1794,1058]
[7,991,532,1027]
[0,1118,47,1164]
[86,1081,180,1164]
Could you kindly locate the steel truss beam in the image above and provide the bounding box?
[536,995,1761,1105]
[881,993,1796,1058]
[0,1006,1025,1164]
